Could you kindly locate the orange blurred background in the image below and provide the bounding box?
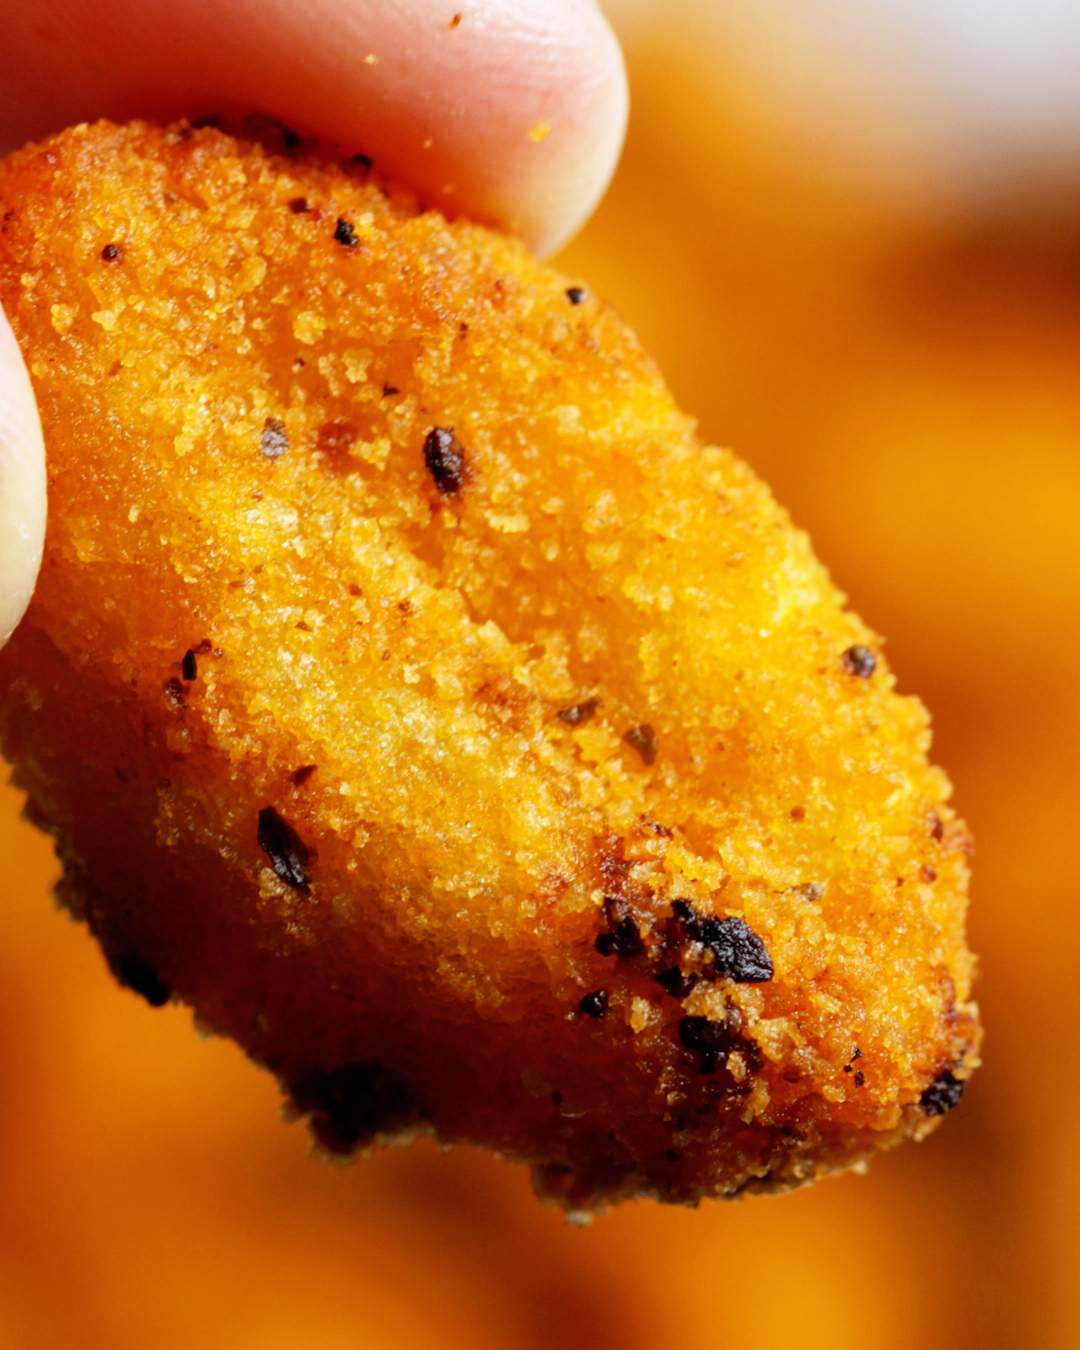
[3,4,1077,1347]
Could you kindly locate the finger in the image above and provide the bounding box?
[1,0,627,255]
[0,305,46,643]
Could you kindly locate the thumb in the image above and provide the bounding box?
[0,304,46,644]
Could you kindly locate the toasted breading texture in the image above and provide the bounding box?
[0,121,978,1207]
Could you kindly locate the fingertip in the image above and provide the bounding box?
[469,0,630,256]
[0,306,46,644]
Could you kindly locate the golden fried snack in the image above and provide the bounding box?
[0,121,978,1208]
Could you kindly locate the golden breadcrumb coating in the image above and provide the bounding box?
[0,121,978,1207]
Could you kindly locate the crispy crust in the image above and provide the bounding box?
[0,121,979,1207]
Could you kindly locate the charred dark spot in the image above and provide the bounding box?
[423,426,467,493]
[929,811,945,842]
[290,1062,418,1154]
[655,966,697,999]
[317,420,358,455]
[288,196,310,214]
[557,698,598,726]
[163,677,185,709]
[920,1069,965,1117]
[334,216,359,248]
[100,242,123,262]
[565,286,587,305]
[291,764,318,787]
[261,416,289,459]
[257,807,311,891]
[181,648,198,681]
[842,644,877,678]
[595,898,644,959]
[345,152,373,177]
[854,1070,866,1087]
[107,952,171,1007]
[623,723,658,765]
[676,904,774,983]
[789,805,806,821]
[595,918,641,959]
[663,1148,680,1163]
[381,382,400,397]
[642,818,673,838]
[679,1013,741,1074]
[921,864,938,883]
[798,882,824,902]
[578,989,609,1019]
[281,124,302,152]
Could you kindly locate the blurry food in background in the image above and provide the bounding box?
[1,1,1077,1347]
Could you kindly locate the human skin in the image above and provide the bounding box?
[0,0,628,643]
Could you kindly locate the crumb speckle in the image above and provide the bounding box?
[623,723,657,765]
[423,426,467,493]
[261,416,289,459]
[257,806,311,892]
[577,989,608,1019]
[842,644,877,678]
[334,216,359,248]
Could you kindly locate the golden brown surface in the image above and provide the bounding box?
[0,119,977,1207]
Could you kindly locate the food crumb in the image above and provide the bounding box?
[334,217,359,248]
[529,122,551,143]
[423,426,467,494]
[623,723,658,765]
[257,806,312,892]
[842,644,877,678]
[577,989,608,1019]
[261,417,289,459]
[556,698,598,726]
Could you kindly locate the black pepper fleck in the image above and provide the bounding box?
[334,216,359,247]
[842,644,877,678]
[381,382,400,397]
[578,989,609,1019]
[920,1069,965,1116]
[623,723,658,765]
[566,285,586,305]
[101,242,123,262]
[557,698,598,726]
[423,426,467,493]
[257,806,311,892]
[181,648,198,681]
[261,416,289,459]
[854,1070,866,1087]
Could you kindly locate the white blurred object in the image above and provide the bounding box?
[603,0,1080,205]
